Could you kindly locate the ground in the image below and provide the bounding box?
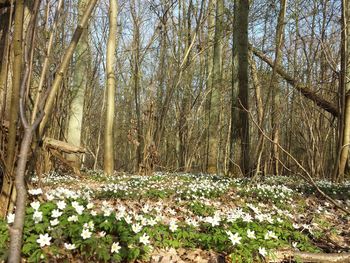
[0,170,349,262]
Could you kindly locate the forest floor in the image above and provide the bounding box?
[1,171,350,262]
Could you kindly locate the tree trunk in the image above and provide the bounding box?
[130,0,142,172]
[104,0,118,175]
[0,0,24,219]
[205,0,216,172]
[235,0,250,176]
[66,0,90,167]
[208,0,224,174]
[338,0,350,181]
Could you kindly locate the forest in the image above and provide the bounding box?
[0,0,350,262]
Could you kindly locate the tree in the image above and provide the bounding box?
[130,0,142,172]
[0,0,24,219]
[104,0,118,175]
[66,0,91,167]
[338,0,350,181]
[208,0,224,174]
[230,0,250,176]
[270,0,287,176]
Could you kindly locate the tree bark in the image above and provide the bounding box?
[104,0,118,175]
[205,0,216,172]
[235,0,250,176]
[208,0,224,174]
[130,0,142,172]
[270,0,287,176]
[66,0,90,167]
[5,0,24,181]
[338,0,350,181]
[0,0,24,219]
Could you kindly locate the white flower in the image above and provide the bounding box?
[258,247,267,257]
[72,201,84,215]
[28,188,43,195]
[51,209,62,218]
[255,213,265,222]
[266,215,274,224]
[139,217,147,226]
[264,230,278,240]
[124,215,132,224]
[115,211,124,220]
[87,202,94,209]
[81,229,92,239]
[135,214,144,221]
[111,242,121,253]
[205,215,220,227]
[37,233,52,247]
[103,208,112,217]
[169,219,178,232]
[132,223,142,233]
[247,229,256,239]
[117,205,126,213]
[75,205,84,215]
[142,204,150,214]
[33,210,43,223]
[7,213,15,224]
[242,213,253,223]
[88,221,94,230]
[185,218,199,228]
[226,231,241,246]
[46,193,54,200]
[139,233,150,245]
[167,208,176,215]
[302,224,310,230]
[68,215,78,222]
[64,243,76,250]
[30,201,41,210]
[71,201,79,208]
[293,223,300,229]
[292,241,298,249]
[147,218,157,226]
[98,231,106,237]
[57,200,66,210]
[90,210,97,216]
[50,218,60,226]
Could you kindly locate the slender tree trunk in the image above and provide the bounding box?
[0,1,13,218]
[205,0,216,171]
[5,0,24,181]
[270,0,287,176]
[0,3,12,119]
[338,0,350,181]
[208,0,223,174]
[131,0,142,172]
[178,0,193,171]
[250,54,264,178]
[104,0,118,175]
[0,0,24,219]
[236,0,250,176]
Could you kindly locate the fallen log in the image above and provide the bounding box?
[42,137,86,176]
[43,137,86,153]
[269,250,350,263]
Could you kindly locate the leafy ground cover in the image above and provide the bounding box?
[0,171,349,262]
